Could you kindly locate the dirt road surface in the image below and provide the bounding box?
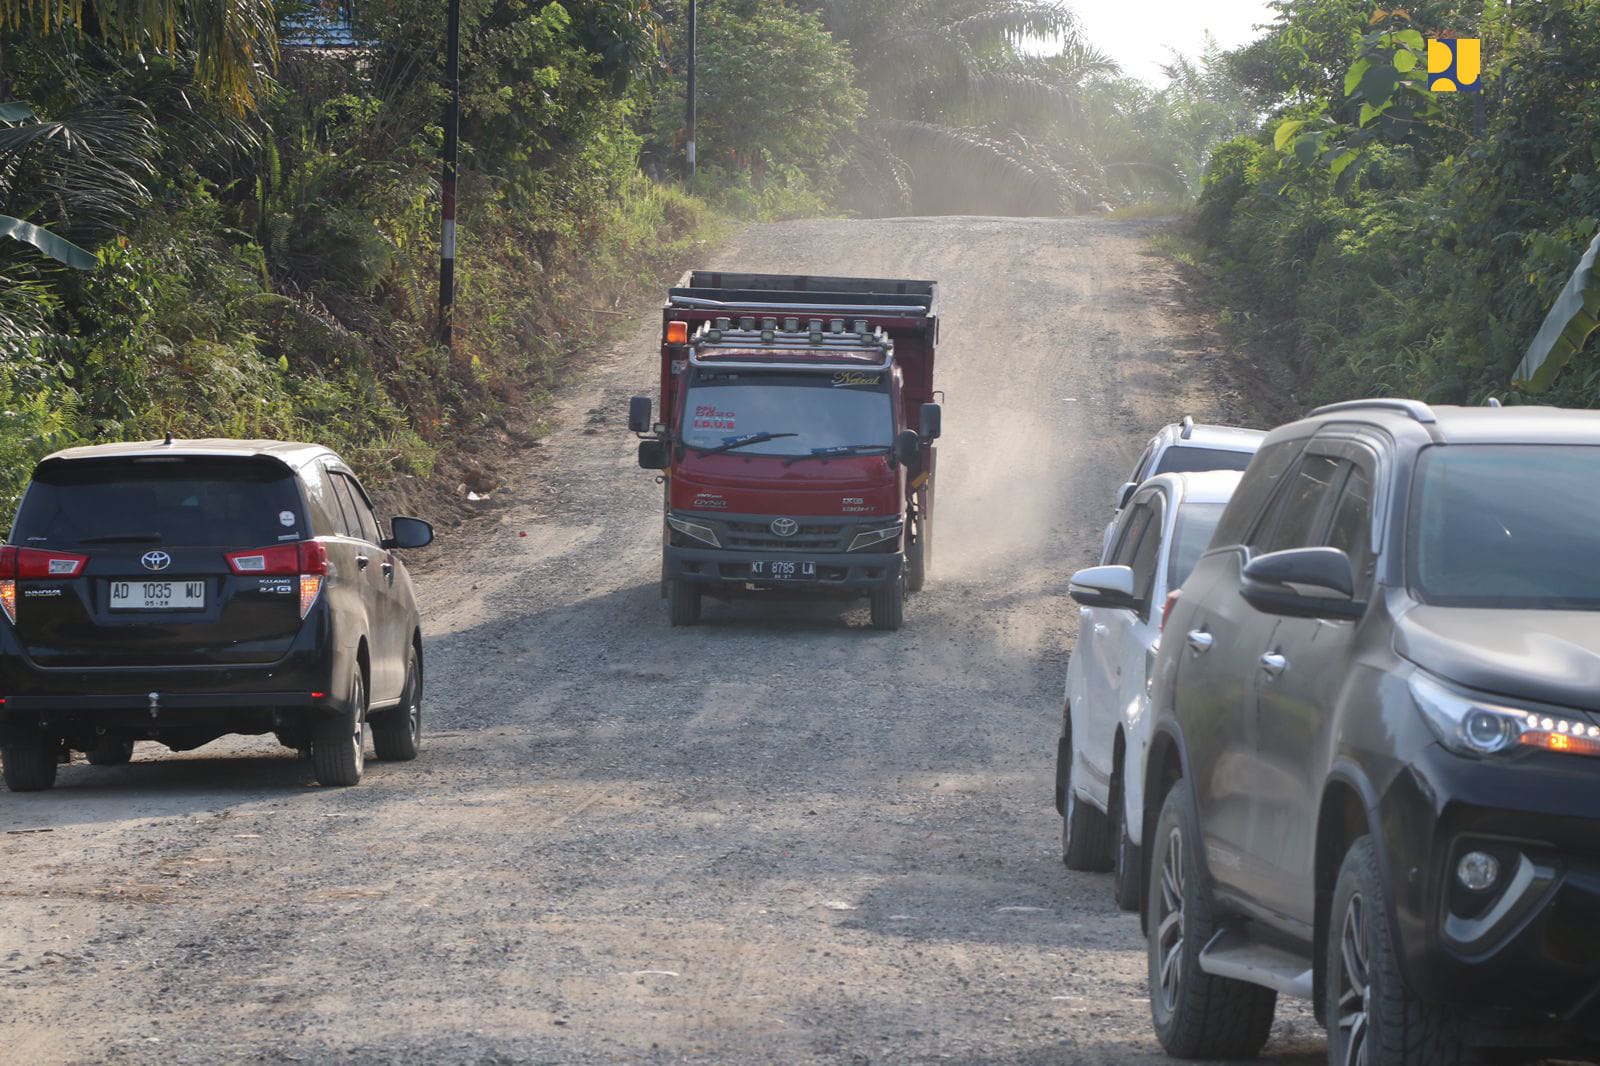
[0,217,1329,1064]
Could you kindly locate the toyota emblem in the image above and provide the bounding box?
[141,550,173,572]
[770,518,799,537]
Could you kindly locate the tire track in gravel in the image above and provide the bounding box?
[0,216,1330,1065]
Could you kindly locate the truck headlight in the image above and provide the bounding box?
[667,515,720,548]
[848,522,903,552]
[1409,672,1600,758]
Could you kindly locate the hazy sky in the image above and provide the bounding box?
[1070,0,1278,83]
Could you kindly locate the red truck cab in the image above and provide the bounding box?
[629,272,941,630]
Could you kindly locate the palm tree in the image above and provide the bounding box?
[822,0,1115,214]
[0,0,278,113]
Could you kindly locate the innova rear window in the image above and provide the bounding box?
[11,457,307,549]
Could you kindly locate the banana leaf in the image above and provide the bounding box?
[1513,229,1600,391]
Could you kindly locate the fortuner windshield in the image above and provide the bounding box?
[1411,445,1600,609]
[681,372,894,457]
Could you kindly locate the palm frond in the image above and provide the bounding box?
[0,99,160,244]
[943,0,1077,50]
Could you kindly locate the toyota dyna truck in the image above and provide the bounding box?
[628,271,941,630]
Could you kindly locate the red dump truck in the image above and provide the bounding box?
[628,271,941,630]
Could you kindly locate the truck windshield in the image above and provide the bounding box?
[1411,445,1600,609]
[682,373,893,456]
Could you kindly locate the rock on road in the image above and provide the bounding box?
[0,217,1325,1064]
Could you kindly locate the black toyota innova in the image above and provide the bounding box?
[0,439,434,790]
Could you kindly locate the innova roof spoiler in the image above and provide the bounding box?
[1310,398,1437,424]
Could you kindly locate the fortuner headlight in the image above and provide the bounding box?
[848,521,903,552]
[1409,672,1600,758]
[667,514,720,548]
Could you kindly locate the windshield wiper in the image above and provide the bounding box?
[691,432,798,456]
[78,532,163,544]
[784,443,889,465]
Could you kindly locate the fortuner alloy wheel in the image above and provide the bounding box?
[312,670,367,787]
[1147,784,1275,1059]
[372,648,422,761]
[1327,837,1466,1066]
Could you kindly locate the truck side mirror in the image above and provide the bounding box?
[894,429,921,467]
[920,402,942,441]
[638,439,670,470]
[628,396,652,434]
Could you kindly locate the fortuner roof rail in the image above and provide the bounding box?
[1180,415,1195,439]
[1309,398,1438,424]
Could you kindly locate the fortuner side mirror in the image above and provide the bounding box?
[386,516,435,550]
[894,429,921,467]
[628,396,652,434]
[1068,564,1140,610]
[1116,481,1138,509]
[1240,547,1363,620]
[638,439,670,470]
[920,402,942,441]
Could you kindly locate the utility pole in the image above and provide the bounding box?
[684,0,697,181]
[439,0,461,348]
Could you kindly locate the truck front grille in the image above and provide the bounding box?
[723,519,851,552]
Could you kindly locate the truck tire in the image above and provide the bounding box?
[2,732,59,792]
[312,670,367,787]
[1148,784,1276,1059]
[870,574,904,630]
[372,649,422,762]
[1328,836,1467,1066]
[668,579,701,626]
[87,735,136,767]
[1063,777,1113,871]
[906,522,927,593]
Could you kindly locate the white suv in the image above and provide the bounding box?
[1058,470,1242,909]
[1101,418,1263,560]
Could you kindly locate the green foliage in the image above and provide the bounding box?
[648,0,863,194]
[1192,0,1600,406]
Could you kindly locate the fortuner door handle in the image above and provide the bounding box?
[1186,630,1213,653]
[356,554,370,570]
[1093,624,1109,637]
[381,560,394,578]
[1260,652,1288,677]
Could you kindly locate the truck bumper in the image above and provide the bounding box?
[666,545,903,592]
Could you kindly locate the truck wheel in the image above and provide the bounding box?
[1110,766,1141,911]
[2,731,59,792]
[312,670,367,787]
[1328,836,1466,1066]
[1148,784,1277,1058]
[1062,765,1113,871]
[870,573,904,630]
[86,735,136,767]
[906,522,927,593]
[667,579,701,626]
[372,649,422,762]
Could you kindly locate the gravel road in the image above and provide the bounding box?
[0,217,1329,1064]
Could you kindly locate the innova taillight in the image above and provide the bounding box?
[225,540,329,619]
[0,545,90,623]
